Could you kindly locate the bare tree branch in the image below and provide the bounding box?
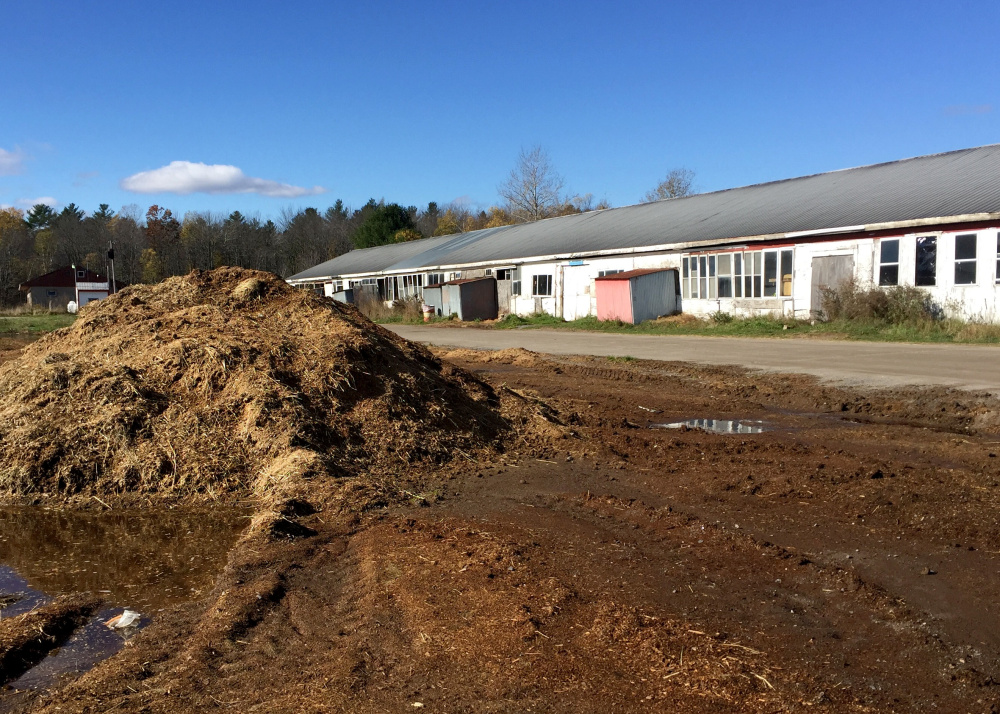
[642,168,696,203]
[497,146,565,222]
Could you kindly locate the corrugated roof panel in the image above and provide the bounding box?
[288,144,1000,281]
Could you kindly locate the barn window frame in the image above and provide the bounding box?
[954,233,977,286]
[682,247,792,299]
[878,239,900,286]
[532,274,553,297]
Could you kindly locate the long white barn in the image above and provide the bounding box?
[288,145,1000,322]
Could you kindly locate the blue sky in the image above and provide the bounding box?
[2,0,998,222]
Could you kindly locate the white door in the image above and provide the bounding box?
[561,266,593,321]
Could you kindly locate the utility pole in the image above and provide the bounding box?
[107,242,117,294]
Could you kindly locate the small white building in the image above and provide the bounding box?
[288,145,1000,323]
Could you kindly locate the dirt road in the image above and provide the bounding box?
[389,325,1000,392]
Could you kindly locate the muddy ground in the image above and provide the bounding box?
[4,340,1000,712]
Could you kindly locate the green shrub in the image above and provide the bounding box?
[819,279,942,325]
[495,312,565,329]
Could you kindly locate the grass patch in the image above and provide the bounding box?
[485,309,1000,343]
[0,314,76,334]
[494,313,567,329]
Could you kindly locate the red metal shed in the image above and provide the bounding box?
[595,268,678,324]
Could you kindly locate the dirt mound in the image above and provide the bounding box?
[0,268,511,506]
[440,347,547,367]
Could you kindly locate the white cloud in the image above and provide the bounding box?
[120,161,326,198]
[18,196,57,208]
[0,147,27,176]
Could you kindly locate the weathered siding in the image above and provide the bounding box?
[26,287,75,309]
[630,270,678,323]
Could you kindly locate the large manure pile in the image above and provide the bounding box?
[0,268,510,505]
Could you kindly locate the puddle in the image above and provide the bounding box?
[6,607,148,692]
[651,418,768,434]
[0,507,249,694]
[0,507,250,612]
[0,566,47,618]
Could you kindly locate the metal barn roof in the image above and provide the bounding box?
[288,144,1000,282]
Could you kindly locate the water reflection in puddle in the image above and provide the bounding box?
[0,507,250,612]
[651,418,768,434]
[0,507,249,694]
[0,566,46,618]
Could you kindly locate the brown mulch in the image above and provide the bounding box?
[0,268,526,511]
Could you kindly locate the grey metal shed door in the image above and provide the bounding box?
[810,255,854,317]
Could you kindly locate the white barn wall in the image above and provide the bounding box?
[675,226,1000,321]
[800,228,1000,321]
[511,253,682,319]
[306,227,1000,324]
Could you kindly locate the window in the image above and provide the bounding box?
[915,236,937,286]
[681,255,709,298]
[707,255,717,298]
[598,269,623,278]
[399,274,423,298]
[763,252,778,297]
[512,267,522,296]
[954,233,977,285]
[716,254,732,297]
[532,274,553,296]
[746,251,762,297]
[495,268,512,281]
[426,273,445,286]
[449,272,462,281]
[682,248,790,299]
[996,233,1000,284]
[780,249,793,296]
[878,239,899,285]
[297,281,324,295]
[47,290,57,297]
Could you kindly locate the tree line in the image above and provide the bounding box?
[0,147,693,305]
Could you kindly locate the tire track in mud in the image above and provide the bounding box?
[439,461,997,711]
